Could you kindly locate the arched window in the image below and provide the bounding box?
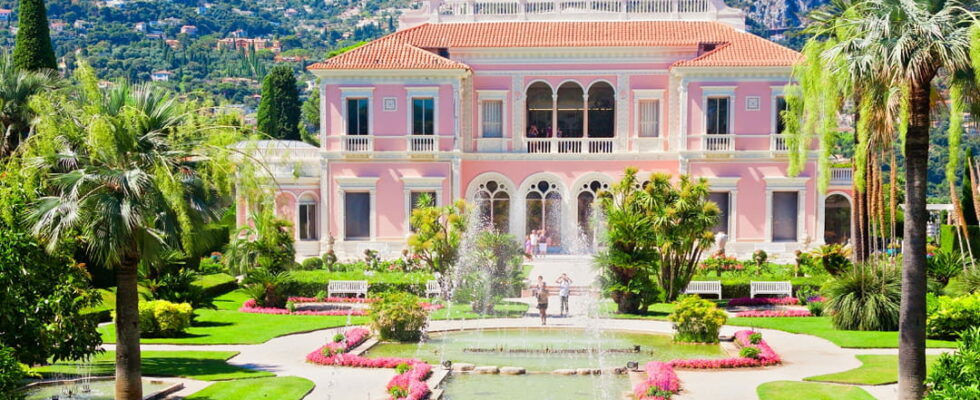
[824,194,852,245]
[526,82,553,138]
[556,82,584,138]
[526,180,562,247]
[577,180,609,246]
[298,193,318,240]
[587,82,615,138]
[475,180,510,232]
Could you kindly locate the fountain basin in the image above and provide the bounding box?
[23,377,181,400]
[365,328,726,372]
[441,373,631,399]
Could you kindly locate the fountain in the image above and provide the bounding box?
[22,378,179,400]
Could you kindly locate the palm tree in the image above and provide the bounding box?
[26,68,231,400]
[0,49,57,158]
[803,1,977,397]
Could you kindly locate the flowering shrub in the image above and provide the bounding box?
[386,363,432,400]
[633,361,680,400]
[288,296,376,304]
[669,330,780,369]
[240,299,442,317]
[668,296,727,343]
[734,310,812,318]
[701,255,743,276]
[727,297,800,307]
[370,293,429,342]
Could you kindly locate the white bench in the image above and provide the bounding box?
[425,280,441,298]
[328,280,369,298]
[684,281,722,299]
[750,281,792,298]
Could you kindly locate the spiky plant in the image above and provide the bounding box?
[827,263,902,331]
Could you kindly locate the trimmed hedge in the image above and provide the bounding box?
[286,270,434,297]
[690,276,830,299]
[940,225,980,258]
[192,273,239,297]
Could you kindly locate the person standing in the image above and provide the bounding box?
[556,273,572,316]
[538,230,548,258]
[524,234,534,260]
[537,281,549,325]
[529,230,540,256]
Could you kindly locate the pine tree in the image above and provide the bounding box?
[13,0,57,71]
[256,66,300,140]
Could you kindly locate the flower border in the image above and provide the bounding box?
[733,310,812,318]
[728,297,799,306]
[634,361,680,400]
[669,330,780,369]
[239,299,443,317]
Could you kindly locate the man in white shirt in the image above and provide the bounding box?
[556,273,572,316]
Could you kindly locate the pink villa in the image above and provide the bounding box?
[252,0,854,259]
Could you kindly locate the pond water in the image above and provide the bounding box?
[24,378,173,400]
[365,328,725,371]
[442,373,632,400]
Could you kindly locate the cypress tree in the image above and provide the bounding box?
[256,66,300,141]
[13,0,57,71]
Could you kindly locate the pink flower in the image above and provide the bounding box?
[668,330,780,369]
[734,310,812,318]
[633,362,680,400]
[728,297,799,306]
[288,296,376,304]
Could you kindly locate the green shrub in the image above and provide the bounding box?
[321,251,338,270]
[939,225,980,260]
[667,296,727,343]
[751,250,768,268]
[952,266,980,295]
[739,346,761,359]
[300,257,324,270]
[198,257,226,275]
[316,290,328,302]
[926,327,980,399]
[0,344,24,400]
[332,333,344,343]
[286,270,433,297]
[286,301,297,313]
[688,276,828,299]
[131,300,193,338]
[454,231,526,313]
[808,301,826,317]
[369,292,428,342]
[927,293,980,340]
[927,250,966,287]
[813,244,852,276]
[394,363,411,374]
[748,332,762,344]
[826,264,901,331]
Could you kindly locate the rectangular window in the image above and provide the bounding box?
[709,192,730,235]
[409,191,436,232]
[772,191,799,242]
[412,98,434,135]
[346,98,369,135]
[344,192,371,240]
[481,100,503,138]
[298,202,317,240]
[774,96,787,134]
[638,100,660,138]
[706,97,730,135]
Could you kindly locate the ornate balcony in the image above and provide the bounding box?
[407,135,437,153]
[342,135,373,153]
[830,167,853,186]
[525,138,616,154]
[770,135,788,152]
[701,134,734,152]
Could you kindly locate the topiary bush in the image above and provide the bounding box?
[131,300,193,338]
[0,344,24,400]
[927,293,980,340]
[826,264,901,331]
[926,327,980,399]
[369,292,428,342]
[667,296,727,343]
[300,257,324,270]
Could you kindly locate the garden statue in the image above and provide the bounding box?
[714,232,728,256]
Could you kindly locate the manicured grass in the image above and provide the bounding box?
[193,273,238,293]
[185,376,314,400]
[99,291,366,344]
[805,354,941,385]
[728,317,957,348]
[35,351,272,381]
[757,381,875,400]
[600,301,676,320]
[429,301,529,320]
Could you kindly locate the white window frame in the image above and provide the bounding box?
[705,177,739,241]
[701,86,736,135]
[336,177,379,241]
[402,177,445,236]
[340,87,375,136]
[764,177,807,243]
[297,193,319,241]
[477,90,508,139]
[406,87,439,136]
[633,89,665,151]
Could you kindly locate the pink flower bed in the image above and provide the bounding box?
[727,297,799,306]
[633,361,680,400]
[387,363,432,400]
[668,330,780,369]
[239,299,443,316]
[734,310,812,318]
[288,296,376,303]
[320,328,372,355]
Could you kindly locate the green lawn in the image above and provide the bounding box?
[35,351,272,381]
[728,317,957,348]
[193,273,238,293]
[185,376,314,400]
[600,301,676,320]
[99,291,366,344]
[757,381,875,400]
[429,301,529,320]
[805,354,941,385]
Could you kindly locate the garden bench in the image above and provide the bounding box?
[684,281,722,299]
[328,280,369,298]
[426,280,441,298]
[750,281,792,298]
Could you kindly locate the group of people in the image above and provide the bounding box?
[527,124,562,138]
[532,273,573,325]
[524,229,551,260]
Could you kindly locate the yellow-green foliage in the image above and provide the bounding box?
[668,296,728,343]
[134,300,194,338]
[368,293,428,342]
[786,39,841,193]
[927,293,980,340]
[947,84,964,187]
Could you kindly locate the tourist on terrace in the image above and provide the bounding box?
[528,124,540,138]
[537,281,549,325]
[530,231,540,256]
[538,229,549,257]
[556,273,572,316]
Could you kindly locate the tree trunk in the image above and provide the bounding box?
[898,78,931,400]
[115,261,143,400]
[853,105,870,263]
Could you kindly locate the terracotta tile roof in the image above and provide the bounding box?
[308,21,800,70]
